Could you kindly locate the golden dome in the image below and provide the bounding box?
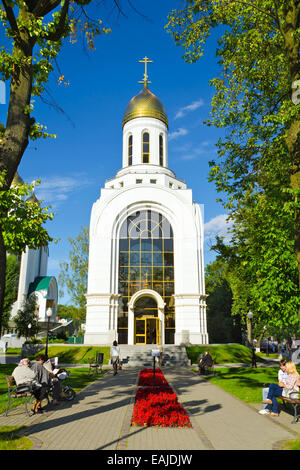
[123,84,168,128]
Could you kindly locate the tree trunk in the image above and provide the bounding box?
[0,20,34,189]
[282,3,300,306]
[0,224,7,336]
[0,17,34,331]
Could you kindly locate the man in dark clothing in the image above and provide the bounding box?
[31,354,65,405]
[198,350,213,375]
[30,354,50,413]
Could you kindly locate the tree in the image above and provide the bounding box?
[0,0,115,189]
[14,293,40,338]
[0,0,124,342]
[59,225,89,317]
[0,173,55,333]
[57,303,85,322]
[166,1,300,318]
[2,253,19,334]
[211,231,299,336]
[205,258,242,344]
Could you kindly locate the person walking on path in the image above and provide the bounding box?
[110,340,121,376]
[262,361,300,417]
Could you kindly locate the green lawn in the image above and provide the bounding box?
[203,366,279,403]
[29,345,111,364]
[0,426,33,450]
[186,344,262,364]
[280,439,300,450]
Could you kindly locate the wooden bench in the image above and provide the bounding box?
[4,376,34,417]
[88,352,104,374]
[279,396,300,424]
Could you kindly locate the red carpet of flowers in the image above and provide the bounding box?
[131,369,192,428]
[138,368,168,386]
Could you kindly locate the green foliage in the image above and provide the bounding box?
[0,0,111,136]
[2,254,19,331]
[58,226,89,314]
[205,258,242,343]
[167,1,300,328]
[14,293,40,338]
[0,171,55,253]
[57,303,84,322]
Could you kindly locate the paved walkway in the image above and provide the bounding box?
[0,366,299,450]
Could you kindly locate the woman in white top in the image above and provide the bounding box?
[110,341,120,376]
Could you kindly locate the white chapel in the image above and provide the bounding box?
[84,58,208,346]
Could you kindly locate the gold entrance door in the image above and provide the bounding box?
[135,317,161,344]
[135,318,146,344]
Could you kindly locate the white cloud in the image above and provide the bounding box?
[33,174,92,207]
[168,128,188,141]
[204,214,233,242]
[175,99,204,119]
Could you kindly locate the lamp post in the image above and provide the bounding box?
[263,325,269,357]
[247,311,253,346]
[45,308,52,359]
[27,323,32,341]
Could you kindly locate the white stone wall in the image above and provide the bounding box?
[122,117,168,168]
[85,182,208,345]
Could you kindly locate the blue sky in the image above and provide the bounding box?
[6,1,232,304]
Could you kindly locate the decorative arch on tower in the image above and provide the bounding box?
[111,204,176,344]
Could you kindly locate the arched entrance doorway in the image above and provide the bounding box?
[134,296,160,344]
[128,289,165,345]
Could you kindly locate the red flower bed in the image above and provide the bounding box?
[132,370,191,428]
[138,368,168,386]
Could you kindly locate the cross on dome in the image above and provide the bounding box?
[138,56,153,87]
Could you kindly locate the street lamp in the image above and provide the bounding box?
[263,325,269,357]
[247,311,253,346]
[27,323,32,341]
[45,307,52,359]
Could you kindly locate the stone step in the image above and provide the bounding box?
[117,345,190,367]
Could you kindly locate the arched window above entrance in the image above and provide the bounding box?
[135,296,158,318]
[118,209,175,345]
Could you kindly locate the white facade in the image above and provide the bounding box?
[84,84,208,346]
[10,245,57,323]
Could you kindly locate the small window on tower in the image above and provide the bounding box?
[159,134,164,166]
[128,135,133,166]
[142,132,150,163]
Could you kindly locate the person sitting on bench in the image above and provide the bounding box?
[12,358,44,414]
[263,361,300,417]
[198,350,213,375]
